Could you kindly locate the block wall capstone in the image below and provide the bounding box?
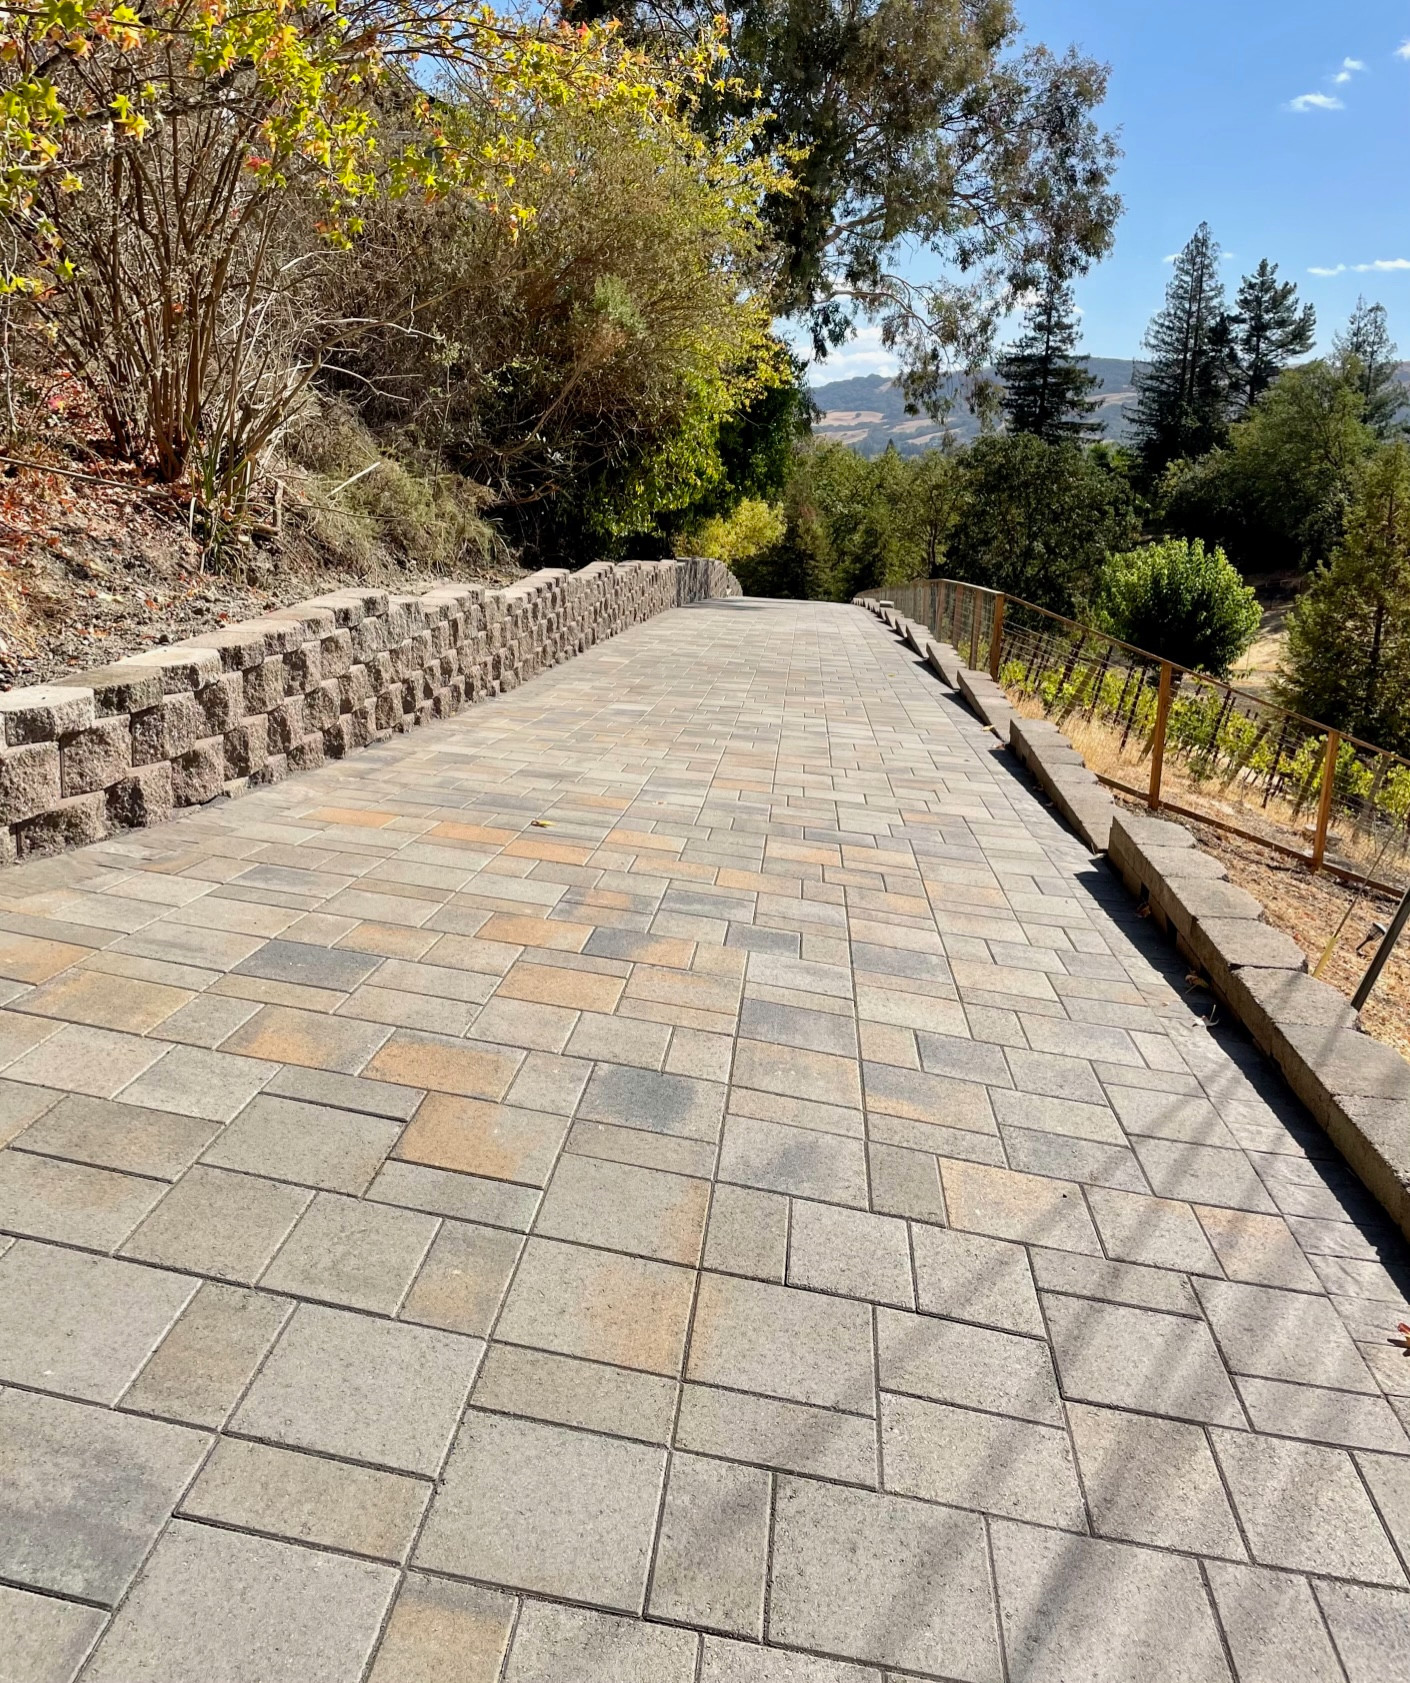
[0,557,741,863]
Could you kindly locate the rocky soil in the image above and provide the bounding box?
[1156,806,1410,1060]
[0,442,520,691]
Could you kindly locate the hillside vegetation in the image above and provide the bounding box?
[0,0,1120,684]
[723,229,1410,761]
[5,3,1402,762]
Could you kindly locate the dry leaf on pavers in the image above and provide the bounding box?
[1397,1322,1410,1352]
[531,820,553,827]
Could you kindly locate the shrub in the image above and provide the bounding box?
[280,405,497,575]
[2,2,778,545]
[1095,538,1260,674]
[320,96,785,564]
[679,500,786,567]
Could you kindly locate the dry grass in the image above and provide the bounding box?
[1227,576,1299,702]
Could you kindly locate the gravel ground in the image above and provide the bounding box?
[0,456,519,690]
[1133,801,1410,1060]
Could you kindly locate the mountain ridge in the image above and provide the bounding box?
[809,360,1138,456]
[809,360,1410,458]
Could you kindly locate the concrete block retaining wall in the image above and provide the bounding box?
[861,593,1410,1243]
[0,557,740,863]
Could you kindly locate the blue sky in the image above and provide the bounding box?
[804,0,1410,380]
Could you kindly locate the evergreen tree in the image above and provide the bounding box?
[1130,223,1234,475]
[1278,443,1410,753]
[1229,260,1315,411]
[1334,298,1407,438]
[997,276,1102,444]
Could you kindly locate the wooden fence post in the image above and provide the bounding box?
[1148,662,1174,809]
[969,588,982,670]
[1312,730,1340,870]
[988,595,1006,682]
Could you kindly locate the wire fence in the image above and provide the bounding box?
[881,578,1410,899]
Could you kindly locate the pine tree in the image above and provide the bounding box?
[1229,259,1315,411]
[997,276,1102,444]
[1130,223,1234,474]
[1334,298,1407,438]
[1278,443,1410,753]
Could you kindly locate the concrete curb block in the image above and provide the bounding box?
[861,593,1410,1242]
[926,642,964,686]
[0,557,741,864]
[1008,715,1115,854]
[956,669,1015,741]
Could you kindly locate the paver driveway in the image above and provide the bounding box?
[1,598,1409,1682]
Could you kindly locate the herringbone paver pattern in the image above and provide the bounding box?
[2,598,1409,1682]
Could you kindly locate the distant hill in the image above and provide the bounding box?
[810,359,1138,456]
[810,359,1410,458]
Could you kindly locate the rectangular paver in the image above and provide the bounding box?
[0,1387,208,1604]
[877,1306,1063,1426]
[1043,1292,1244,1426]
[121,1165,312,1284]
[415,1409,666,1611]
[0,598,1405,1683]
[675,1383,878,1485]
[787,1198,914,1308]
[991,1519,1234,1683]
[83,1521,397,1682]
[648,1451,771,1637]
[201,1093,401,1194]
[881,1392,1085,1530]
[181,1436,430,1562]
[496,1235,695,1375]
[0,1239,197,1403]
[687,1272,875,1414]
[259,1192,439,1313]
[231,1302,482,1474]
[536,1152,709,1265]
[120,1281,292,1427]
[502,1601,698,1683]
[768,1476,1001,1679]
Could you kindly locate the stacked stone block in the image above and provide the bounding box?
[0,557,740,863]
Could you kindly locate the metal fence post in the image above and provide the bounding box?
[988,595,1006,682]
[1352,886,1410,1011]
[1148,662,1174,809]
[1311,730,1340,870]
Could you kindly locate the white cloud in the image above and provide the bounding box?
[1162,251,1236,266]
[1397,40,1410,60]
[1288,91,1344,111]
[787,320,899,382]
[1333,57,1366,83]
[1307,258,1410,277]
